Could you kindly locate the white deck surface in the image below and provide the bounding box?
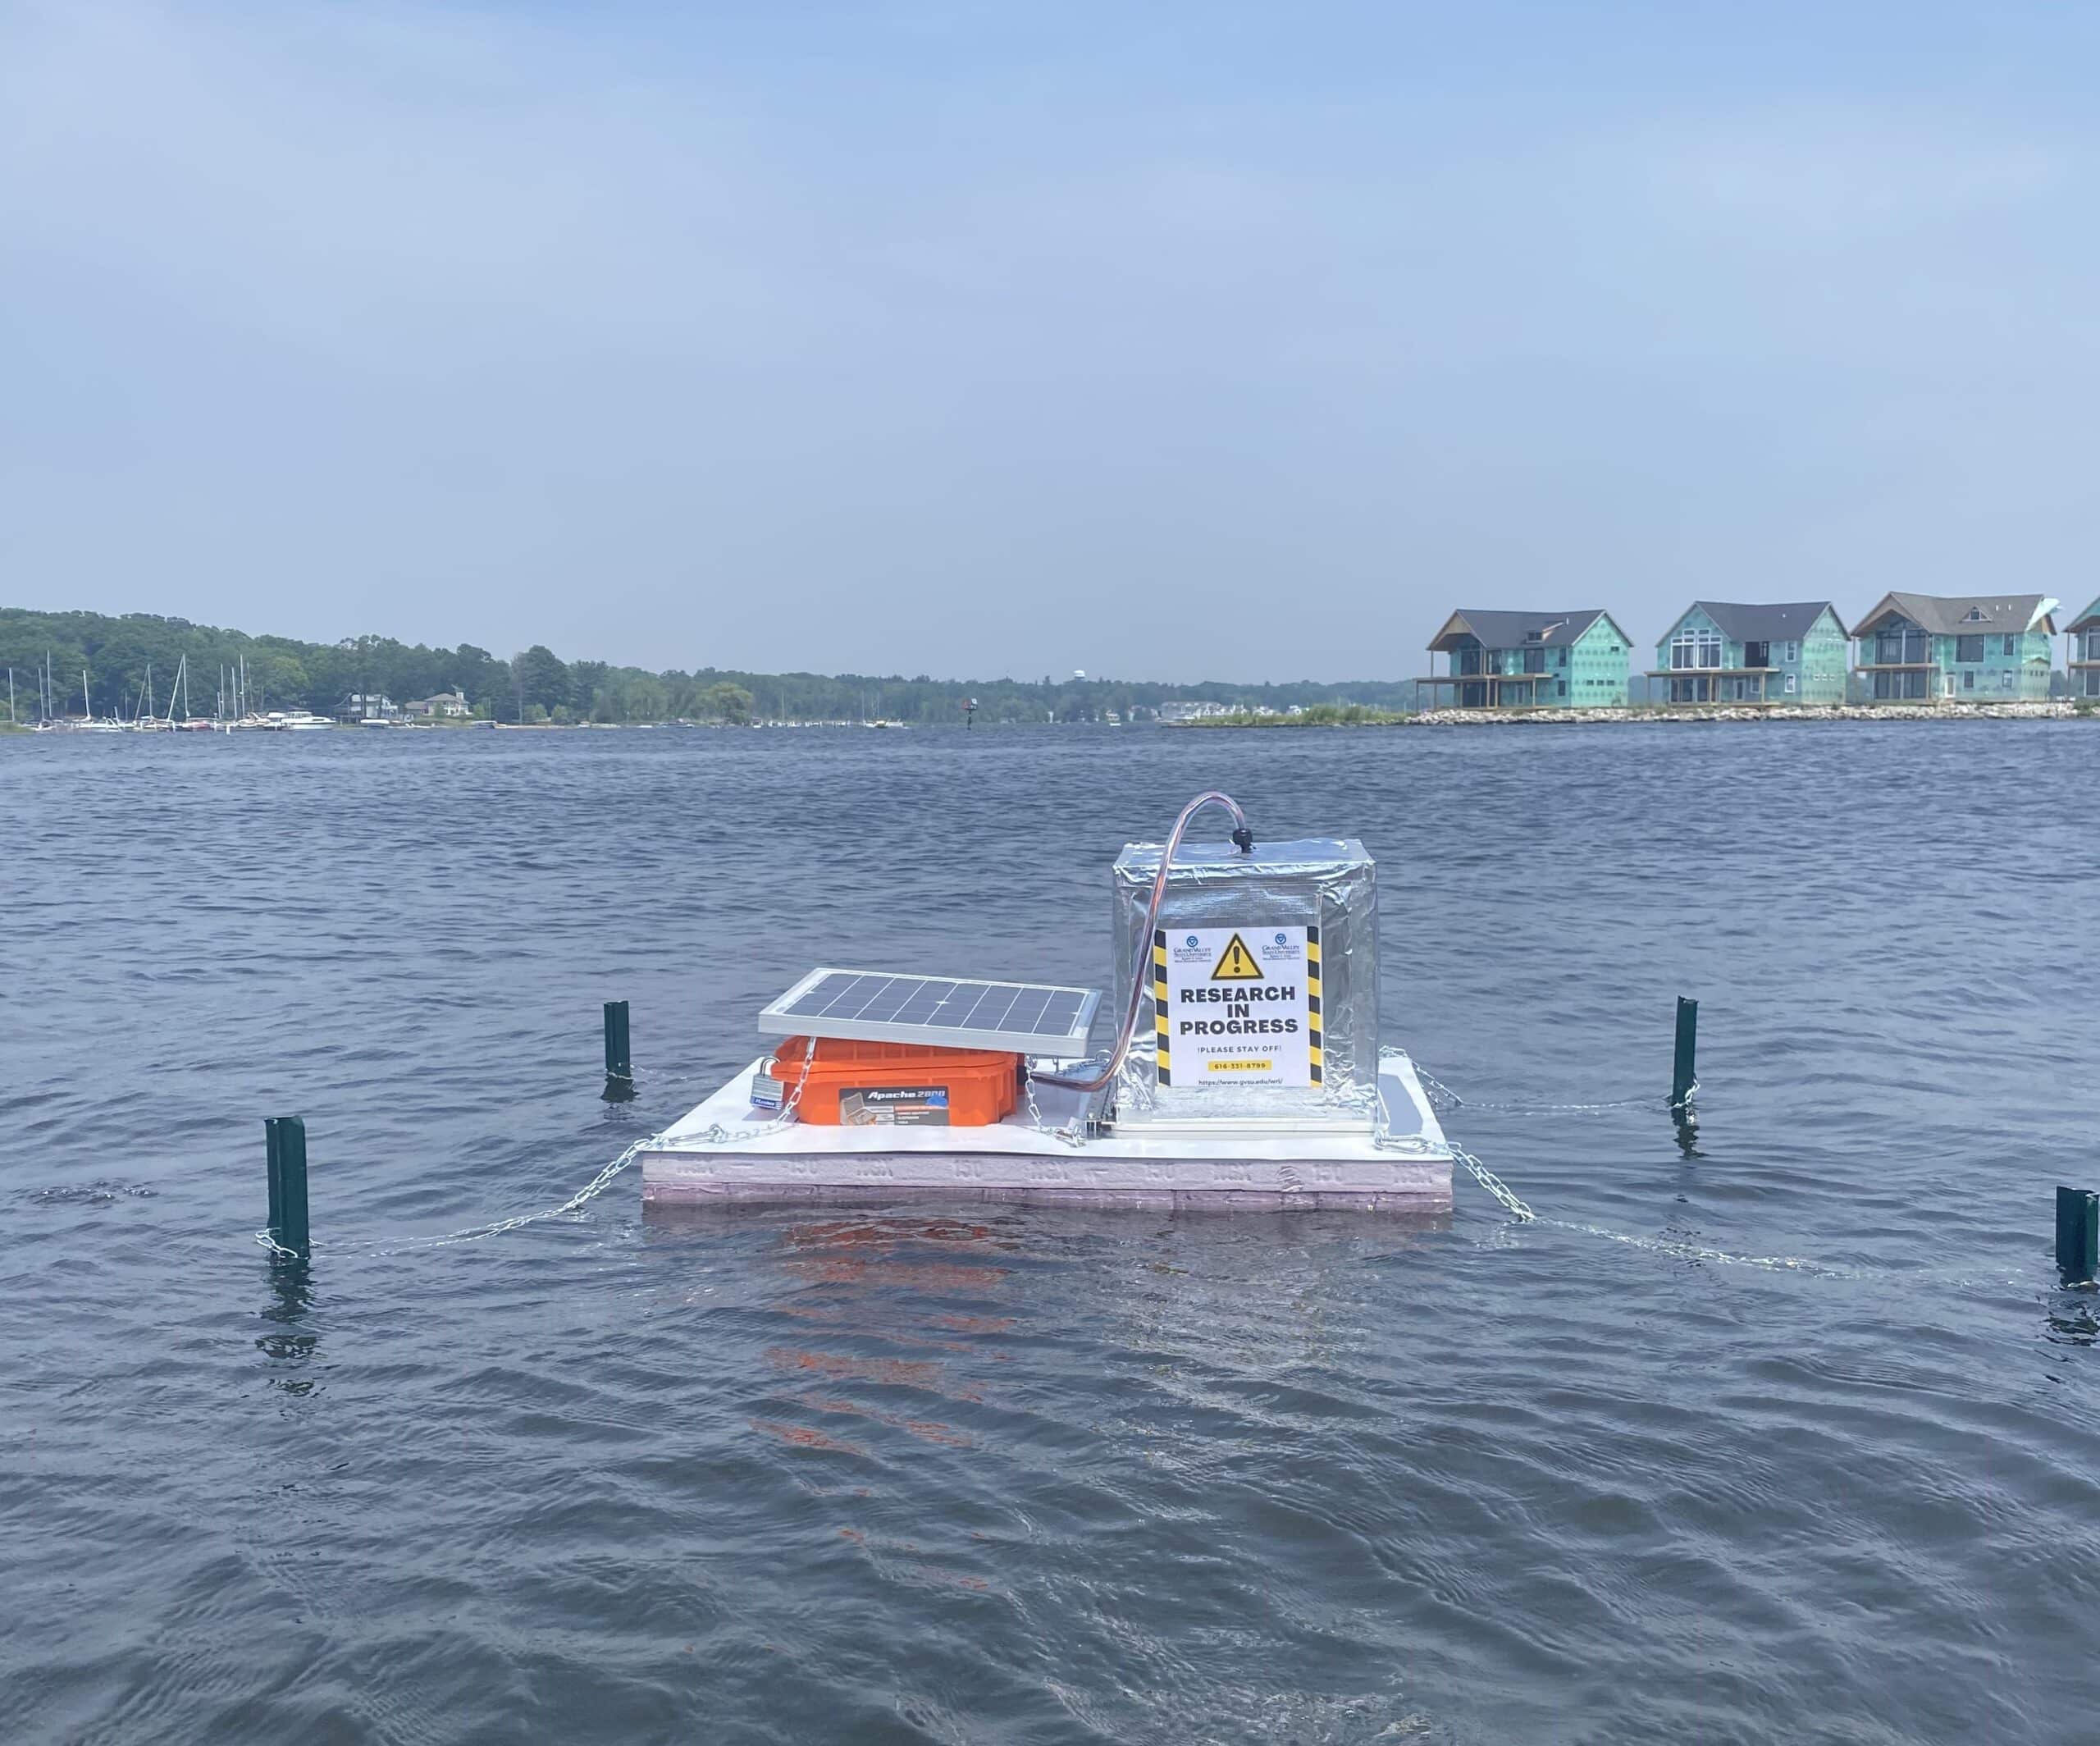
[640,1052,1452,1209]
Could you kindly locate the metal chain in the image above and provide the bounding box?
[1020,1063,1087,1148]
[386,1134,657,1252]
[1450,1144,1536,1222]
[774,1035,819,1125]
[249,1127,667,1259]
[1414,1064,1681,1117]
[1426,1067,1839,1271]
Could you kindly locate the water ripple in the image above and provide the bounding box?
[2,724,2098,1744]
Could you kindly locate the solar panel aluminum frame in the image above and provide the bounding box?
[758,968,1102,1058]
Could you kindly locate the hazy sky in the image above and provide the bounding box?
[4,2,2096,681]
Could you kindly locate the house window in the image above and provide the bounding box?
[1783,641,1800,663]
[1962,670,1975,691]
[1876,627,1927,665]
[2002,670,2016,691]
[1784,673,1797,695]
[1743,640,1770,670]
[1964,607,1987,622]
[1522,647,1545,674]
[2002,634,2017,656]
[1557,679,1566,697]
[1670,629,1723,670]
[1956,635,1984,663]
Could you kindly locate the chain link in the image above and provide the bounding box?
[387,1134,655,1251]
[1414,1064,1678,1117]
[1429,1068,1840,1271]
[771,1035,819,1126]
[1020,1063,1088,1148]
[1450,1145,1536,1222]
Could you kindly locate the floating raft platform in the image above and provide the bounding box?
[640,1052,1451,1211]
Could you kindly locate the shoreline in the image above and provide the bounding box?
[1180,700,2089,729]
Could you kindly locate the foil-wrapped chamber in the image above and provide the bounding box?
[1110,837,1377,1132]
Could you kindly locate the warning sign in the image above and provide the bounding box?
[1154,926,1318,1088]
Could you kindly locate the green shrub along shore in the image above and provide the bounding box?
[0,606,1417,726]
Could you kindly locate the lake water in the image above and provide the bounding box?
[4,721,2098,1744]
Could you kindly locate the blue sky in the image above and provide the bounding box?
[3,2,2095,679]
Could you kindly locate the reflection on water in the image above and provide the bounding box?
[2045,1291,2098,1349]
[255,1259,321,1395]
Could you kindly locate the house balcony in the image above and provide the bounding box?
[1855,661,1942,702]
[1411,671,1559,709]
[1645,665,1781,702]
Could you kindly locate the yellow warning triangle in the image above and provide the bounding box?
[1210,932,1265,980]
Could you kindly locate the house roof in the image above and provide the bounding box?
[1427,609,1620,652]
[2066,597,2100,633]
[1852,592,2058,637]
[1676,601,1846,643]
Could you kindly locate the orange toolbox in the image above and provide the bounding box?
[758,1036,1021,1128]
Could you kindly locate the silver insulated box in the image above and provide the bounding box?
[1110,837,1377,1132]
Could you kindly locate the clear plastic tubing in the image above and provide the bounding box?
[1032,791,1251,1095]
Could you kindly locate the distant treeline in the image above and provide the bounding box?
[0,606,1414,724]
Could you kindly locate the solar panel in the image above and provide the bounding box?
[759,968,1101,1055]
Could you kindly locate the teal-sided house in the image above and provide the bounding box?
[1647,601,1850,705]
[2067,597,2100,699]
[1416,610,1632,710]
[1851,592,2058,702]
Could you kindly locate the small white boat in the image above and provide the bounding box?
[259,711,334,731]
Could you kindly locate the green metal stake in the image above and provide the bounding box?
[265,1118,281,1239]
[604,1000,632,1081]
[2057,1186,2098,1284]
[1670,997,1698,1120]
[265,1115,310,1257]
